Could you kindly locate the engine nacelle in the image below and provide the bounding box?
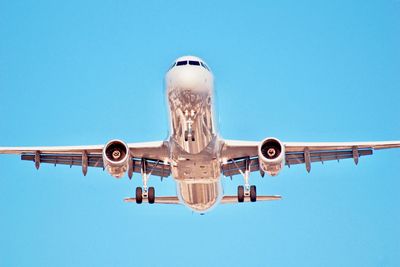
[102,139,130,178]
[258,137,285,176]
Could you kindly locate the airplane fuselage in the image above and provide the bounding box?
[165,56,222,212]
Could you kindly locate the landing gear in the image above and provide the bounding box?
[238,186,245,202]
[135,187,143,204]
[134,159,161,204]
[148,187,155,204]
[184,130,195,142]
[250,185,257,202]
[184,114,195,142]
[233,157,257,203]
[135,186,155,204]
[237,185,257,202]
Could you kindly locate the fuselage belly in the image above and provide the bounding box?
[165,56,222,212]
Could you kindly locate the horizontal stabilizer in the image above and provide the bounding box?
[124,195,282,205]
[221,195,282,204]
[124,196,180,204]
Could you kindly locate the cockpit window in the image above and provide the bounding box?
[189,60,200,66]
[173,60,210,71]
[176,61,187,66]
[200,62,210,71]
[169,62,176,70]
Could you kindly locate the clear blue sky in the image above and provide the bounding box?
[1,1,399,266]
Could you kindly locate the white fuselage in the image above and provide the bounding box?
[165,56,223,212]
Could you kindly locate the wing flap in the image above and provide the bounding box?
[21,154,104,167]
[222,157,259,177]
[286,149,373,166]
[285,141,400,152]
[21,153,171,177]
[132,159,171,177]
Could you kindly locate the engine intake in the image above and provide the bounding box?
[258,137,285,176]
[102,139,130,178]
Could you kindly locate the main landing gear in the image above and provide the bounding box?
[134,159,160,204]
[233,157,257,203]
[237,185,257,202]
[135,186,155,204]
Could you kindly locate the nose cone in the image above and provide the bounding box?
[174,67,206,89]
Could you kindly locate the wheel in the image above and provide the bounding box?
[250,185,257,202]
[184,131,188,142]
[135,187,143,204]
[148,187,155,204]
[237,186,244,203]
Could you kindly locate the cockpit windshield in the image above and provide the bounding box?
[189,60,200,66]
[176,61,187,66]
[169,59,210,72]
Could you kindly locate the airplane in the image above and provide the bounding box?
[1,55,399,213]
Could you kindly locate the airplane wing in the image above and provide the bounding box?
[220,140,400,176]
[0,141,171,178]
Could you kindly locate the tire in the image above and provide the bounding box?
[135,187,143,204]
[148,187,155,204]
[250,185,257,202]
[238,186,245,203]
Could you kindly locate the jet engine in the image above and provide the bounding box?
[102,139,130,178]
[258,137,285,176]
